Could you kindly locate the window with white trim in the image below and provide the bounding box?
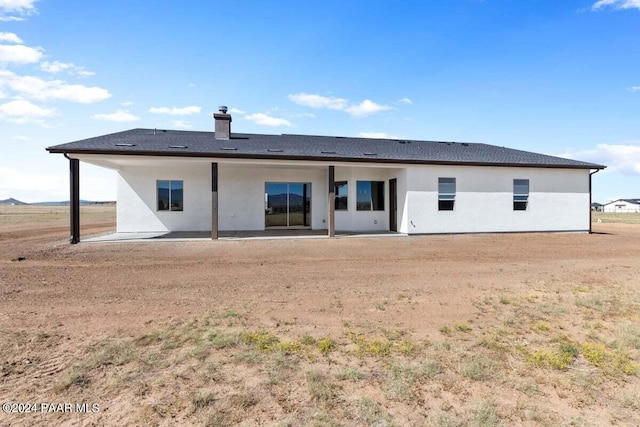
[438,177,456,211]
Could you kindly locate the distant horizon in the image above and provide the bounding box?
[0,197,116,205]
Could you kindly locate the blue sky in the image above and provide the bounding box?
[1,0,639,203]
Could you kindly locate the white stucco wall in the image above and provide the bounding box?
[117,163,212,232]
[403,165,590,233]
[603,200,640,213]
[85,153,591,235]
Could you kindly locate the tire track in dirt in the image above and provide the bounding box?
[0,333,79,406]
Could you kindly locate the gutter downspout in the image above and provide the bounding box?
[589,169,600,234]
[63,153,80,244]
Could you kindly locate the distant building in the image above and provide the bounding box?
[591,202,603,212]
[603,199,640,213]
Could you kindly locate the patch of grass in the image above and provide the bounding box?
[387,361,417,401]
[440,325,452,335]
[386,358,442,402]
[432,412,464,427]
[356,397,391,425]
[618,322,640,349]
[135,330,166,347]
[581,342,637,375]
[191,392,216,413]
[621,387,640,410]
[309,411,340,427]
[581,342,606,366]
[53,367,90,392]
[375,301,387,311]
[191,340,211,360]
[300,333,316,346]
[89,339,135,368]
[317,337,335,354]
[512,378,541,396]
[348,332,416,357]
[335,367,364,382]
[229,391,257,409]
[241,329,280,351]
[471,399,502,427]
[537,302,566,316]
[218,309,238,318]
[306,371,336,407]
[199,408,229,427]
[531,321,551,332]
[206,330,239,349]
[455,322,472,333]
[420,358,442,378]
[460,354,497,381]
[520,341,579,370]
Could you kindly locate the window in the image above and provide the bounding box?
[356,181,384,211]
[513,179,529,211]
[335,181,348,211]
[157,180,183,211]
[438,177,456,211]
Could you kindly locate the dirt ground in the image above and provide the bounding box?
[0,207,636,340]
[1,206,639,426]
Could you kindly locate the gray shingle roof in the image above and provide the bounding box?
[46,128,605,169]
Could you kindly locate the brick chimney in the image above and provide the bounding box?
[214,106,231,140]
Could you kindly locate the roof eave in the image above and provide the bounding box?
[46,147,606,170]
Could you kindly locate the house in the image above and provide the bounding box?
[591,202,604,212]
[47,106,606,243]
[602,199,640,213]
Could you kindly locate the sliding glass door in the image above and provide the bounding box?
[265,182,311,228]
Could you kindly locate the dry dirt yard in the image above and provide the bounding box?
[1,206,639,426]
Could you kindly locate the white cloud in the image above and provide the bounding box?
[148,106,201,115]
[121,101,133,106]
[0,0,37,21]
[288,93,348,110]
[0,70,110,103]
[40,61,95,77]
[288,92,392,117]
[357,132,401,139]
[293,112,315,118]
[0,99,57,124]
[0,32,22,43]
[399,97,413,104]
[172,120,191,129]
[627,86,640,92]
[91,110,139,122]
[0,43,42,63]
[345,99,392,117]
[229,107,246,114]
[592,0,640,10]
[244,113,292,127]
[559,142,640,174]
[0,0,37,12]
[12,134,29,140]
